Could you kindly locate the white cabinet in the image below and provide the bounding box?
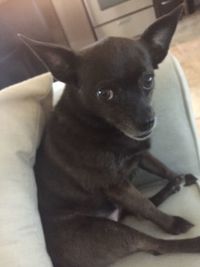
[84,0,153,26]
[95,7,155,39]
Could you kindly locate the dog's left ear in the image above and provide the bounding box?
[18,34,79,83]
[140,5,183,67]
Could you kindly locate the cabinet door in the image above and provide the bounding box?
[95,7,155,39]
[84,0,153,26]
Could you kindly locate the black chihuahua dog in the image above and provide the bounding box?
[19,5,200,267]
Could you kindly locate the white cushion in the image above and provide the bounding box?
[0,73,53,267]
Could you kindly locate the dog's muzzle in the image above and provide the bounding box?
[121,117,157,141]
[133,117,157,141]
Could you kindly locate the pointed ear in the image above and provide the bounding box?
[140,5,183,67]
[18,34,79,83]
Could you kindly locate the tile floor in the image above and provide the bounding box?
[170,9,200,136]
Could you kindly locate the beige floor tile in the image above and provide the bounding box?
[172,10,200,45]
[190,88,200,117]
[196,118,200,136]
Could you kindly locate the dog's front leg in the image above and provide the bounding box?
[139,152,197,185]
[104,180,193,235]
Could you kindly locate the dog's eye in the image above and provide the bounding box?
[142,73,154,90]
[96,89,114,101]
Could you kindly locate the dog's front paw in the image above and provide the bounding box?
[184,174,198,186]
[167,216,194,235]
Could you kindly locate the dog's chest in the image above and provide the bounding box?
[115,152,141,178]
[111,139,150,178]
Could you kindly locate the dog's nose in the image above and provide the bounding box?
[140,118,155,132]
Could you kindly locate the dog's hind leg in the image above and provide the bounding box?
[45,215,200,267]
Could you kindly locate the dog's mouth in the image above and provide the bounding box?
[118,117,157,142]
[133,130,154,141]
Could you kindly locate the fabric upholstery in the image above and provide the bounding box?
[0,54,200,267]
[0,73,53,267]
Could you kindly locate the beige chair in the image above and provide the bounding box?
[0,54,200,267]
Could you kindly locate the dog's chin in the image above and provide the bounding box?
[116,118,157,142]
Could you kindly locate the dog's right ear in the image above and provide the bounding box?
[18,34,79,83]
[140,5,183,67]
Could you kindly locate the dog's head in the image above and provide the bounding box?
[19,6,182,141]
